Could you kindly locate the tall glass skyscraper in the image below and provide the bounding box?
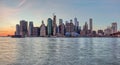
[47,18,53,36]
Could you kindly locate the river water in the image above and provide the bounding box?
[0,37,120,65]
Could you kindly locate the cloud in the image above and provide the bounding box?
[18,0,27,8]
[0,0,29,22]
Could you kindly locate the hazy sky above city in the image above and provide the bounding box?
[0,0,120,36]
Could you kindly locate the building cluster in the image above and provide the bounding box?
[104,22,117,36]
[15,15,118,37]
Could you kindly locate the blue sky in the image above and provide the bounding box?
[0,0,120,35]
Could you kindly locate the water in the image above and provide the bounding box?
[0,37,120,65]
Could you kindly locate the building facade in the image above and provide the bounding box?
[70,20,74,32]
[40,21,46,37]
[20,20,28,37]
[53,15,57,36]
[28,21,34,37]
[47,18,53,36]
[74,17,79,33]
[59,19,65,36]
[111,22,117,33]
[15,24,20,35]
[33,27,40,37]
[89,18,93,33]
[83,22,88,35]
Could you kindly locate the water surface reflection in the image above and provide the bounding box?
[0,37,120,65]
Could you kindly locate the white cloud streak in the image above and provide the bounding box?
[18,0,27,8]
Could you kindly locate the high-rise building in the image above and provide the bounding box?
[74,17,79,32]
[20,20,28,37]
[59,19,65,36]
[83,22,88,34]
[57,19,63,33]
[15,24,20,35]
[47,18,53,36]
[53,15,57,36]
[40,21,46,37]
[70,19,74,32]
[59,19,63,25]
[65,21,70,33]
[89,18,93,32]
[111,22,117,33]
[28,21,34,37]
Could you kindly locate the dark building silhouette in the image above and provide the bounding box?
[20,20,28,37]
[28,21,34,37]
[15,24,20,35]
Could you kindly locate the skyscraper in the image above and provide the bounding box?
[33,27,40,37]
[59,19,65,36]
[58,19,63,33]
[47,18,53,36]
[40,21,46,37]
[59,19,63,25]
[89,18,93,33]
[28,21,34,37]
[111,22,117,33]
[20,20,28,37]
[15,24,20,35]
[74,17,79,32]
[70,19,74,32]
[83,22,88,35]
[65,21,70,33]
[53,15,57,36]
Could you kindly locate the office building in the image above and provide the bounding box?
[47,18,53,36]
[15,24,20,35]
[65,21,70,33]
[83,22,88,35]
[53,15,57,36]
[70,19,74,32]
[33,27,40,37]
[74,17,79,32]
[59,19,65,36]
[111,22,117,33]
[40,21,46,37]
[28,21,34,37]
[89,18,93,32]
[20,20,28,37]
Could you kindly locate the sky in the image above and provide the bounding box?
[0,0,120,36]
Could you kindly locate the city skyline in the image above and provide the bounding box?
[13,15,118,37]
[0,0,120,36]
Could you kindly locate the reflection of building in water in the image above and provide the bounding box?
[41,38,58,65]
[0,42,17,65]
[81,38,94,65]
[111,38,118,64]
